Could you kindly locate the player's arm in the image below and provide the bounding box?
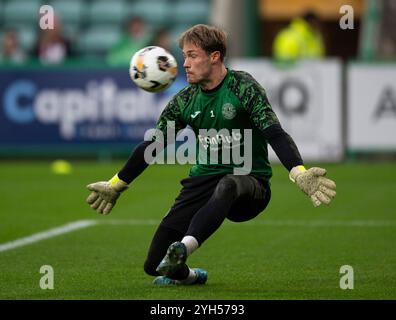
[238,72,336,207]
[262,123,303,171]
[262,124,336,207]
[86,97,185,214]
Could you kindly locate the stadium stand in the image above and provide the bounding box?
[0,0,211,62]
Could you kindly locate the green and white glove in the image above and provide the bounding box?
[86,174,128,214]
[289,165,336,207]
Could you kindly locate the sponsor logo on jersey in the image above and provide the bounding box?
[197,131,242,150]
[144,122,253,175]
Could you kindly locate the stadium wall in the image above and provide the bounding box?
[347,62,396,155]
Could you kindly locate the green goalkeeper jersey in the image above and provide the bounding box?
[155,69,280,179]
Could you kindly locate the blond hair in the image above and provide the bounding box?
[179,24,227,61]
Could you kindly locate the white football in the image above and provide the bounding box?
[129,46,178,93]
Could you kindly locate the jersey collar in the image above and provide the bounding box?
[200,69,230,95]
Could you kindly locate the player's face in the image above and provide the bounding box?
[182,42,214,84]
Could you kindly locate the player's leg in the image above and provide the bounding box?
[186,174,270,245]
[227,177,271,223]
[144,224,207,285]
[144,174,223,284]
[143,224,186,277]
[157,175,270,277]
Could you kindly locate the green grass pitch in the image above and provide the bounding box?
[0,160,395,299]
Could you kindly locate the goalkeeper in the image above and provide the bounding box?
[86,24,336,285]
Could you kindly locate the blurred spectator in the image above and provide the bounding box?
[0,30,27,64]
[33,16,73,64]
[152,28,172,51]
[273,11,325,61]
[107,16,153,66]
[377,0,396,59]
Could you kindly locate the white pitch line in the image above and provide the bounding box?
[2,218,396,253]
[0,220,97,253]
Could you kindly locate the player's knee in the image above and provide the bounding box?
[143,259,159,276]
[214,175,238,200]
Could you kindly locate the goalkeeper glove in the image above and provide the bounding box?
[86,174,128,215]
[289,165,336,207]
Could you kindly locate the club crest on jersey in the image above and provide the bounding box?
[222,103,236,120]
